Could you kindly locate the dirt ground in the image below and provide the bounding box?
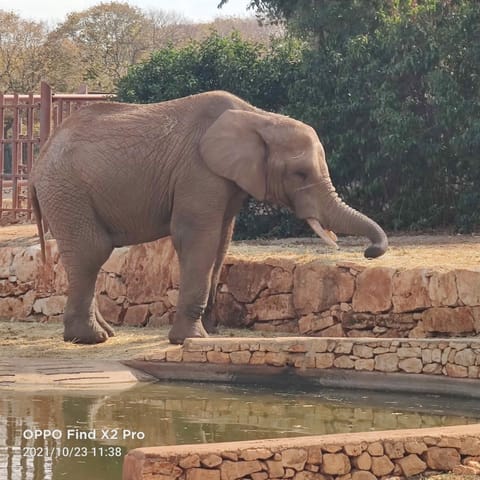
[1,223,480,271]
[0,319,269,360]
[0,320,172,360]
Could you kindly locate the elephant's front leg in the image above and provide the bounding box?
[168,220,222,344]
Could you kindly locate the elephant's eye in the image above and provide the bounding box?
[295,171,307,181]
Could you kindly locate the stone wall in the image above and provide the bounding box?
[122,424,480,480]
[1,238,480,338]
[141,337,480,380]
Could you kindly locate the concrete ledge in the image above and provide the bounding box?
[122,424,480,480]
[125,360,480,400]
[0,359,154,390]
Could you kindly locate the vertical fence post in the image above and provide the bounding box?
[0,92,4,216]
[39,81,52,148]
[11,93,19,213]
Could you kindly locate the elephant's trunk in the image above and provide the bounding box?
[314,185,388,259]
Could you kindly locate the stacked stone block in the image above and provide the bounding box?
[143,337,480,380]
[122,425,480,480]
[1,238,480,339]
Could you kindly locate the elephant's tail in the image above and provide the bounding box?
[30,184,46,263]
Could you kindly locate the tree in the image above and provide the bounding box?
[52,2,150,91]
[0,11,48,92]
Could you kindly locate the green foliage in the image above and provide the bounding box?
[117,31,305,111]
[119,1,480,236]
[271,0,480,233]
[234,199,310,240]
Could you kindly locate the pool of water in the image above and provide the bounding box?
[1,381,480,480]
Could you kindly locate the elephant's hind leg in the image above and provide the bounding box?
[203,216,235,334]
[56,230,113,344]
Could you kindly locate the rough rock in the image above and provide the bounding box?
[370,456,394,476]
[11,245,42,283]
[397,454,427,477]
[352,267,394,313]
[0,247,14,278]
[351,472,376,480]
[206,351,231,364]
[101,247,128,274]
[201,453,223,468]
[266,460,284,478]
[0,297,24,318]
[32,295,66,316]
[404,440,427,454]
[125,239,177,304]
[392,269,431,313]
[374,353,399,372]
[214,292,247,328]
[425,447,461,470]
[248,294,295,322]
[180,455,201,468]
[293,263,354,315]
[226,262,272,303]
[186,468,220,480]
[398,358,423,373]
[240,449,272,461]
[367,442,384,457]
[105,274,126,300]
[281,449,307,471]
[429,271,458,306]
[459,437,480,456]
[315,353,334,369]
[456,270,480,306]
[229,351,252,365]
[268,267,294,294]
[423,307,475,333]
[220,460,263,480]
[322,453,351,475]
[123,304,149,326]
[353,452,372,470]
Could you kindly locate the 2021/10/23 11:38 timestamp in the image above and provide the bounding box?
[22,446,123,458]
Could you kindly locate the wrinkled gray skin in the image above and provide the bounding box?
[30,91,388,345]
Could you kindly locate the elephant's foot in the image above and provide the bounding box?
[64,311,113,344]
[168,318,208,345]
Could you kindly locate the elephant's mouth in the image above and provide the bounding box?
[306,218,339,249]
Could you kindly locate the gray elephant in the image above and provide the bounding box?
[30,91,388,345]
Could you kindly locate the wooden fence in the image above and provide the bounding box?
[0,82,111,221]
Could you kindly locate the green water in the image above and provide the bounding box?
[1,382,480,480]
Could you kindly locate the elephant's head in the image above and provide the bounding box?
[200,109,388,258]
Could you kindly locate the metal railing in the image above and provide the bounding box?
[0,82,111,220]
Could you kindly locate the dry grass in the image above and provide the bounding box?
[229,233,480,271]
[0,320,171,360]
[2,224,480,270]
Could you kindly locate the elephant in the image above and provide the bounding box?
[30,90,388,345]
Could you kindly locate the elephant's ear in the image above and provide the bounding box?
[199,109,268,200]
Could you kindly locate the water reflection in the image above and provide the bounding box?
[1,382,479,480]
